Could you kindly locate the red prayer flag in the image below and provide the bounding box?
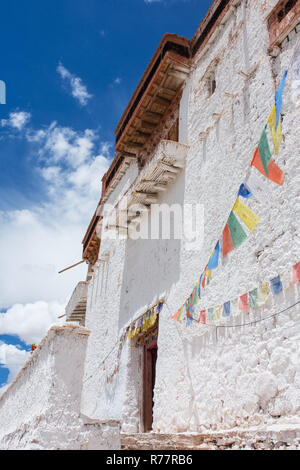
[251,147,284,186]
[222,223,234,258]
[201,265,208,288]
[198,310,207,324]
[239,293,249,311]
[172,311,179,321]
[293,262,300,283]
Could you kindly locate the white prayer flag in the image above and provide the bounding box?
[245,170,273,206]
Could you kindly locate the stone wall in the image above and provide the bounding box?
[0,325,120,450]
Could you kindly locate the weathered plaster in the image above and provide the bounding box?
[0,325,120,450]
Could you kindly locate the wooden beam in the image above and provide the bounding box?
[133,130,151,138]
[154,96,171,107]
[145,196,158,204]
[170,64,190,74]
[167,70,189,81]
[162,172,177,181]
[122,151,138,159]
[159,87,177,96]
[153,183,168,192]
[152,84,177,96]
[127,141,144,148]
[143,111,163,120]
[159,162,180,173]
[126,143,144,153]
[134,191,158,198]
[141,120,157,130]
[58,260,85,274]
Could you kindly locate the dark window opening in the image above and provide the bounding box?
[278,0,297,23]
[207,76,217,98]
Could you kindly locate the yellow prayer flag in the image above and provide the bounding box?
[206,270,212,281]
[213,305,222,320]
[233,198,260,232]
[257,282,270,305]
[142,314,149,332]
[128,326,135,340]
[177,306,184,322]
[267,104,282,155]
[148,311,157,328]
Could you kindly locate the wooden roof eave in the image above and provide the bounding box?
[115,33,190,138]
[115,50,191,155]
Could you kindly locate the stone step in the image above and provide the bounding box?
[121,433,227,450]
[121,425,300,450]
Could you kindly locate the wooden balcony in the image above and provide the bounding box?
[114,34,190,161]
[105,139,189,231]
[267,0,300,51]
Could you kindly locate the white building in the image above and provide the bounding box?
[1,0,300,450]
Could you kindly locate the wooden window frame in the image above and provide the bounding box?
[267,0,300,49]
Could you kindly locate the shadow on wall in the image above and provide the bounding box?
[118,168,186,330]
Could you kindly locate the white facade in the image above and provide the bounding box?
[0,0,299,449]
[81,0,300,436]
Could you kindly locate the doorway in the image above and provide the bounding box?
[143,337,158,432]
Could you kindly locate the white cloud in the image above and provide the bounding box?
[57,63,92,106]
[0,110,111,390]
[0,122,110,309]
[0,301,66,395]
[1,111,31,130]
[29,123,97,168]
[0,117,111,389]
[0,301,65,346]
[0,342,31,393]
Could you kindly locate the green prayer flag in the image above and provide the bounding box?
[208,308,214,321]
[227,211,247,248]
[249,288,258,308]
[192,285,198,305]
[258,126,272,176]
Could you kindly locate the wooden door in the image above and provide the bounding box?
[143,339,158,432]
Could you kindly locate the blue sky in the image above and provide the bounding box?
[0,0,212,390]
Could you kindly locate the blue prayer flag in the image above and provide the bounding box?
[238,183,252,199]
[222,301,231,317]
[198,275,202,298]
[207,241,220,270]
[275,70,288,128]
[270,275,283,295]
[157,303,163,314]
[186,307,194,327]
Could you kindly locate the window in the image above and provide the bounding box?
[278,0,297,22]
[204,58,219,98]
[208,77,216,97]
[268,0,300,48]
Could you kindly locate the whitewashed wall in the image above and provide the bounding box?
[82,0,300,434]
[154,0,300,432]
[0,325,120,449]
